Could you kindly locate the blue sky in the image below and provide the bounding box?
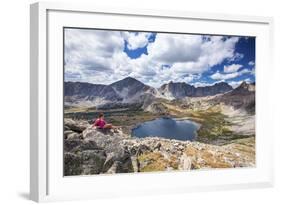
[64,28,255,88]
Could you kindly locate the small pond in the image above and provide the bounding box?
[131,117,199,141]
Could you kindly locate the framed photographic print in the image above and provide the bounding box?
[30,2,274,202]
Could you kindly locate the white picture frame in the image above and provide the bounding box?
[30,2,274,202]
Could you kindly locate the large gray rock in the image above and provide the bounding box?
[67,132,82,140]
[64,127,135,175]
[83,128,134,172]
[64,139,100,153]
[64,139,83,152]
[178,153,192,170]
[64,118,90,133]
[64,130,73,139]
[81,150,107,175]
[64,152,83,176]
[64,149,107,176]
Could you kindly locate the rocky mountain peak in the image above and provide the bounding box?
[214,82,230,86]
[109,77,149,101]
[239,81,249,88]
[111,76,144,86]
[232,81,255,94]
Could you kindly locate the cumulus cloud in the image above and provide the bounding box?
[64,28,244,87]
[147,34,202,64]
[140,34,241,86]
[192,80,224,88]
[211,72,239,80]
[228,52,244,62]
[146,34,240,76]
[122,32,153,50]
[248,61,255,66]
[211,69,251,80]
[223,64,243,73]
[64,28,132,84]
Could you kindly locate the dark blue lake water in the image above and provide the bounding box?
[132,118,199,141]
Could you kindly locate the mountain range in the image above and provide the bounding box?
[64,77,254,108]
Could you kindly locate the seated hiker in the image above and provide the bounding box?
[93,112,116,129]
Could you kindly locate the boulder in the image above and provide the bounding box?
[64,152,83,176]
[64,139,82,152]
[102,152,116,172]
[178,153,192,170]
[154,142,162,150]
[64,130,73,139]
[64,118,90,133]
[64,127,135,175]
[81,150,106,175]
[82,127,128,154]
[67,132,82,140]
[130,156,140,172]
[106,161,122,174]
[70,139,100,152]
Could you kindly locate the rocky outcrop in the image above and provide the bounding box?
[159,81,233,99]
[144,102,168,114]
[212,82,255,113]
[64,119,255,176]
[64,118,90,133]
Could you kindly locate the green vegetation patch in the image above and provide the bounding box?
[188,108,252,144]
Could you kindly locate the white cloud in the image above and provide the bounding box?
[228,52,244,62]
[223,64,243,73]
[192,80,225,88]
[200,36,240,67]
[181,74,201,83]
[64,29,244,87]
[141,34,241,86]
[251,68,255,75]
[122,32,153,50]
[248,61,255,66]
[64,29,133,84]
[146,34,240,76]
[147,34,202,64]
[211,72,239,80]
[211,69,251,80]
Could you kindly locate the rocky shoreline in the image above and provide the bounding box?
[64,118,255,176]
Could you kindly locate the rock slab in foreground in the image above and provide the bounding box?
[64,119,255,176]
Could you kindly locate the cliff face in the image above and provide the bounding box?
[212,82,255,114]
[64,119,255,176]
[159,81,233,99]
